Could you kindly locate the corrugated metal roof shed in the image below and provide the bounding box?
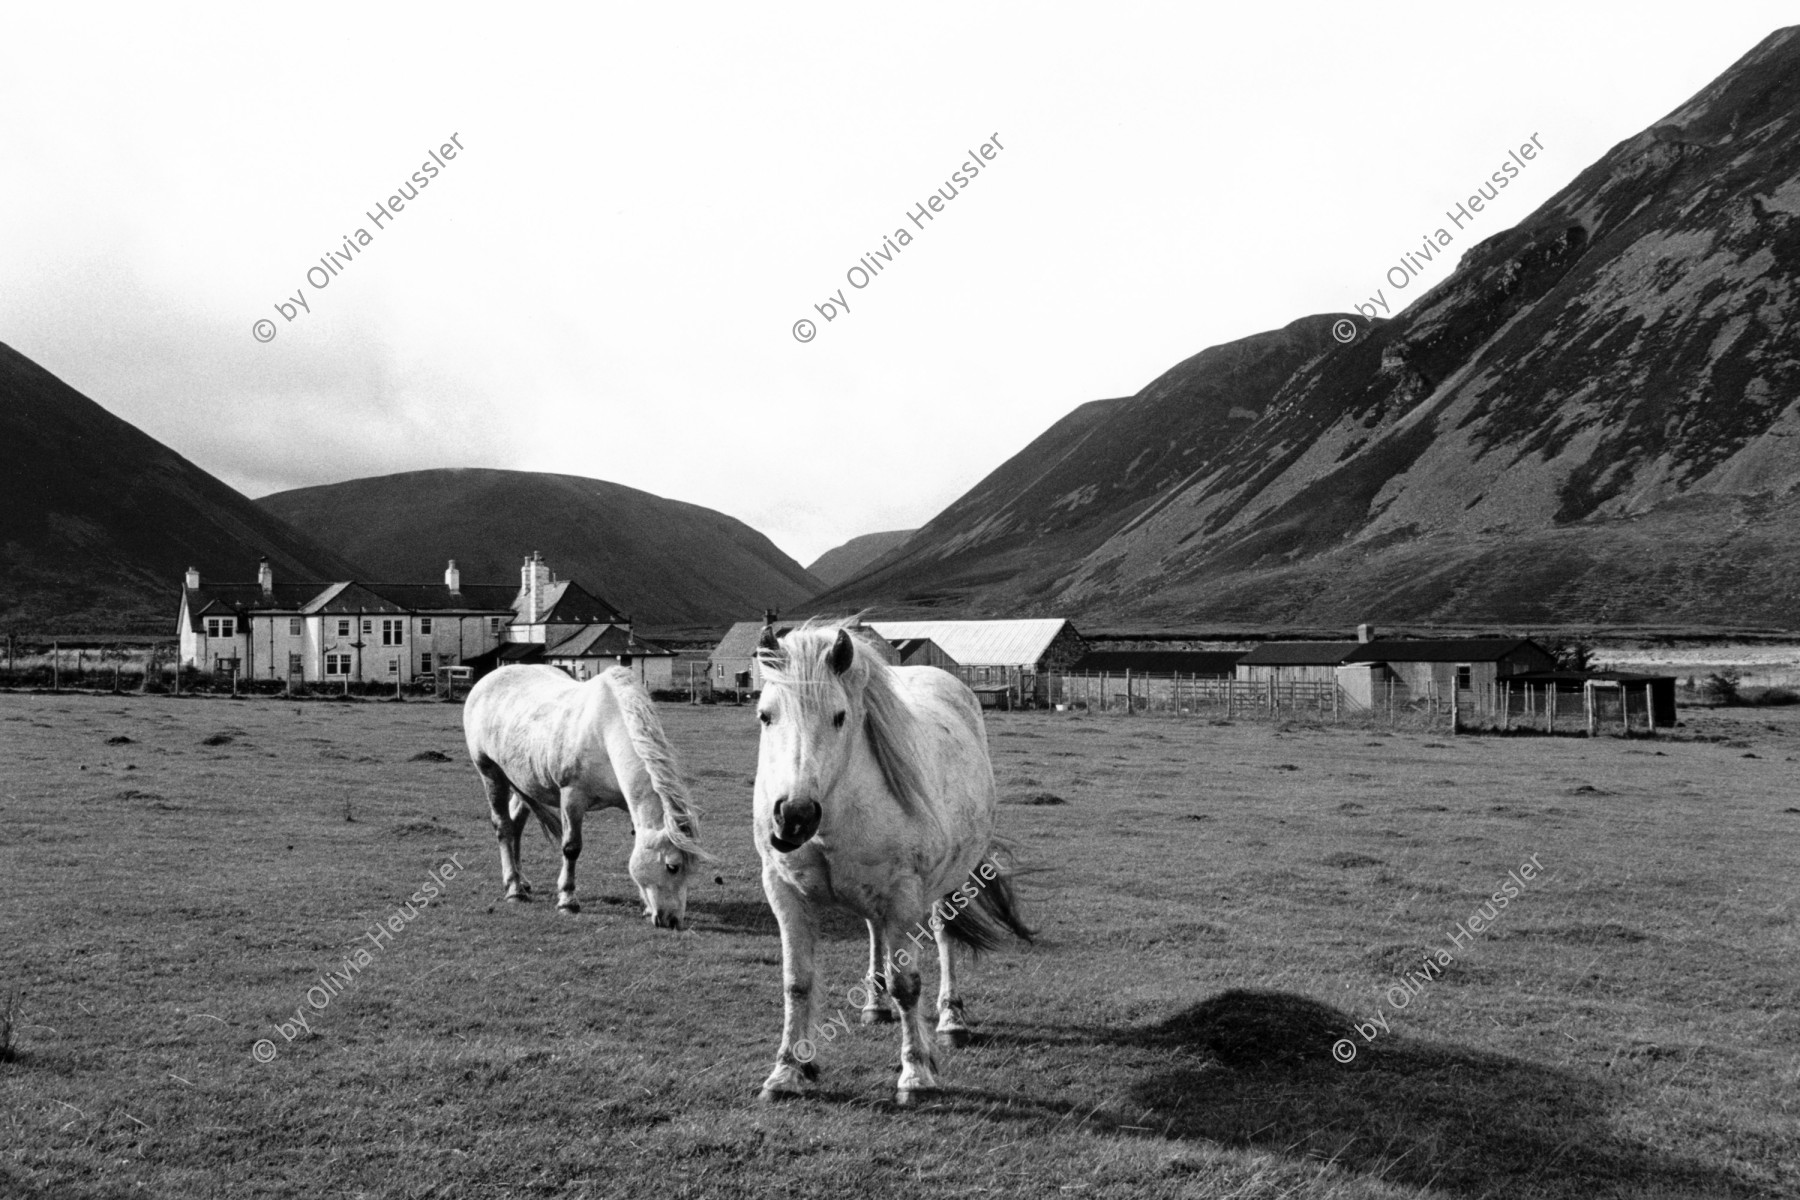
[865,619,1070,667]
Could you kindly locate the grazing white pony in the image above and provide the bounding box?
[753,622,1031,1103]
[463,664,710,928]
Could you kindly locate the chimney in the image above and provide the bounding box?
[521,551,552,622]
[257,557,273,597]
[184,566,200,590]
[1357,623,1376,643]
[444,559,461,593]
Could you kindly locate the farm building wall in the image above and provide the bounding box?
[1238,662,1342,684]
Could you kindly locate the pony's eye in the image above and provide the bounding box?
[758,710,773,725]
[833,711,846,729]
[665,862,681,874]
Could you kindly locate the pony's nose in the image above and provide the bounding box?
[770,796,821,852]
[652,910,683,930]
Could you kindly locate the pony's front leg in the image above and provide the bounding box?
[759,869,820,1101]
[556,786,584,913]
[880,918,941,1102]
[933,923,970,1047]
[860,920,898,1025]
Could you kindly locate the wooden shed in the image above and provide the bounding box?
[1339,638,1556,714]
[1235,642,1361,684]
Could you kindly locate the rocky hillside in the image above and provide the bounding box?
[821,26,1800,630]
[0,343,364,632]
[259,469,823,627]
[806,530,915,589]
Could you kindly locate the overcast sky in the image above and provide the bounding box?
[2,3,1791,567]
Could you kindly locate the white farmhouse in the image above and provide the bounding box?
[177,551,670,687]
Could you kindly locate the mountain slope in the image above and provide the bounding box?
[0,342,367,633]
[259,469,823,626]
[824,26,1800,630]
[807,530,915,589]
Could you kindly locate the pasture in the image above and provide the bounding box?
[1,692,1796,1198]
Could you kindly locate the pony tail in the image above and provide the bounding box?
[939,847,1034,953]
[603,668,716,862]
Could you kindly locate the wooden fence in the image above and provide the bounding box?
[1049,671,1669,734]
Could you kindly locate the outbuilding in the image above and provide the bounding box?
[1338,637,1556,714]
[865,618,1085,708]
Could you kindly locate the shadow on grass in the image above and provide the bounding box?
[896,990,1769,1199]
[684,897,866,941]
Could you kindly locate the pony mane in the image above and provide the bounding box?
[760,620,940,825]
[600,667,713,861]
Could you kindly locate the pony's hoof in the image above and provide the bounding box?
[935,1027,971,1048]
[505,893,531,903]
[557,899,581,914]
[893,1087,938,1107]
[758,1087,803,1104]
[861,1007,898,1025]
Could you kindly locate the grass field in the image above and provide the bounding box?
[1,691,1796,1198]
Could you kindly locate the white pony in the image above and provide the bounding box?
[463,664,710,928]
[753,622,1031,1103]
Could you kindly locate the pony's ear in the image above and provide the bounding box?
[829,628,854,675]
[758,624,782,655]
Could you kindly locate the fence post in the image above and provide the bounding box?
[1645,682,1656,734]
[1450,686,1460,734]
[1547,686,1555,734]
[1125,670,1132,716]
[1225,679,1234,720]
[113,654,122,693]
[52,641,60,691]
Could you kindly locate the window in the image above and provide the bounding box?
[419,617,433,635]
[337,619,351,638]
[288,653,303,675]
[362,619,373,635]
[489,617,501,634]
[325,653,350,676]
[420,652,433,674]
[1455,665,1473,692]
[205,617,235,638]
[289,618,302,636]
[381,618,404,646]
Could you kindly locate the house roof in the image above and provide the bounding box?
[892,637,954,662]
[1237,642,1361,666]
[1342,639,1546,664]
[515,580,627,626]
[546,624,674,659]
[864,620,1073,667]
[184,579,522,629]
[709,621,793,665]
[1069,650,1244,677]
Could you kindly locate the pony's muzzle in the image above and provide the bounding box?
[651,910,684,930]
[769,796,821,853]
